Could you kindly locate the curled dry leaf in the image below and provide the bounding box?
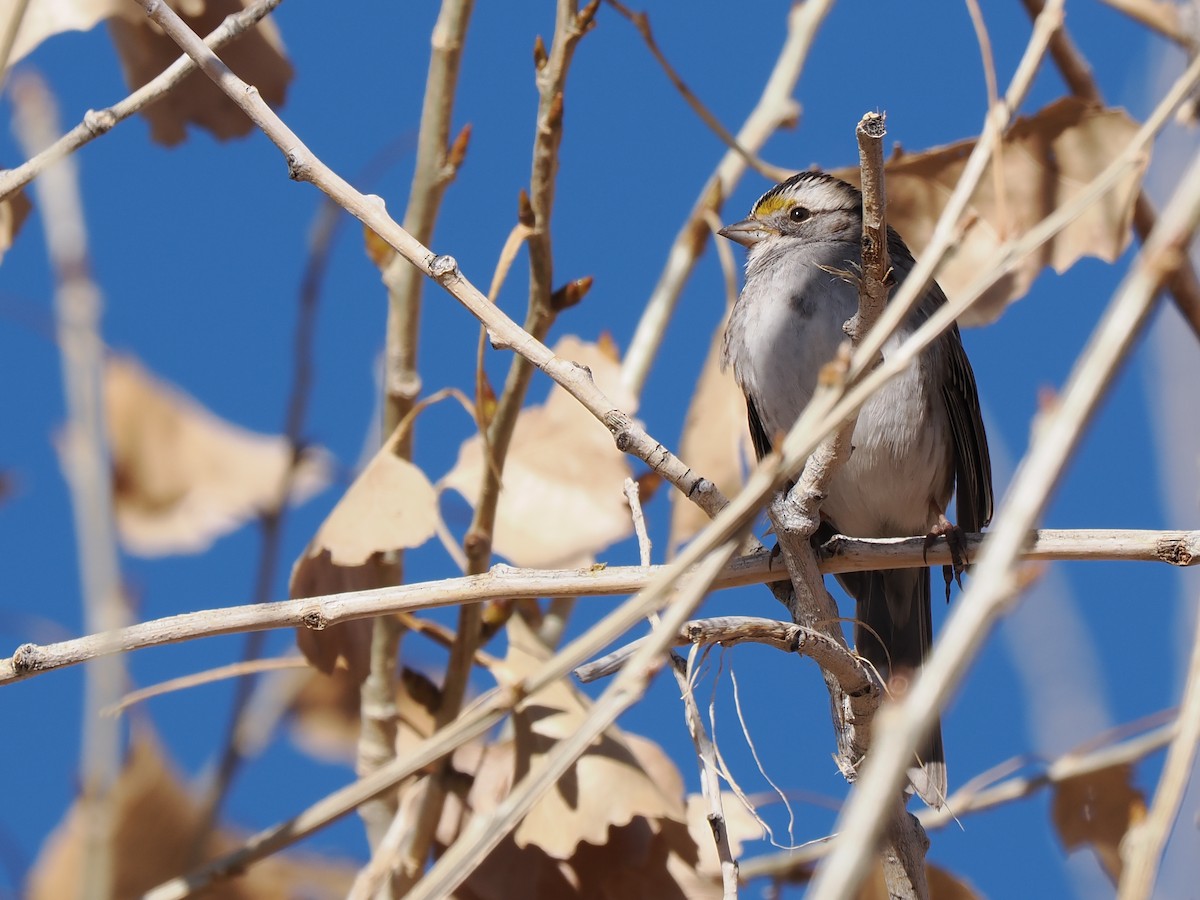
[107,0,292,146]
[834,97,1145,325]
[0,187,32,265]
[96,355,329,556]
[1051,761,1147,883]
[668,317,754,554]
[442,336,638,569]
[27,728,356,899]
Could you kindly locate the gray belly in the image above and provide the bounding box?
[724,260,952,538]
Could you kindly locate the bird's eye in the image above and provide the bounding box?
[789,206,811,223]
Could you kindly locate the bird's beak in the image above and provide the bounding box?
[718,217,773,248]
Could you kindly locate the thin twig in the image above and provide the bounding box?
[964,0,1010,237]
[624,475,738,898]
[604,0,791,182]
[1117,602,1200,899]
[672,653,739,899]
[624,477,653,567]
[194,128,339,854]
[575,615,873,689]
[102,656,311,717]
[809,92,1200,900]
[0,0,286,203]
[13,72,126,900]
[3,529,1195,686]
[395,2,594,887]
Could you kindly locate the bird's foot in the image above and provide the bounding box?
[923,515,969,602]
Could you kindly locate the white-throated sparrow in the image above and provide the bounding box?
[720,170,993,807]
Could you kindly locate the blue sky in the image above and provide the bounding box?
[2,2,1198,896]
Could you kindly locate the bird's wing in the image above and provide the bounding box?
[940,322,994,532]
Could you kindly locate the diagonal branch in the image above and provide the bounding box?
[809,99,1200,900]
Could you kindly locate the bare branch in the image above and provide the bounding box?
[1117,603,1200,898]
[3,529,1193,686]
[763,110,895,817]
[13,72,127,900]
[810,82,1200,899]
[365,0,476,878]
[671,652,740,900]
[575,615,874,691]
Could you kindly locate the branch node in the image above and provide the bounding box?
[12,643,46,674]
[430,253,460,282]
[83,108,116,136]
[1158,533,1197,567]
[301,609,328,632]
[285,149,308,182]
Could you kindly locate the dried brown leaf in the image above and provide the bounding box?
[1051,761,1147,883]
[438,619,701,898]
[472,617,687,858]
[668,319,753,554]
[834,98,1145,325]
[107,0,292,146]
[27,728,356,899]
[442,336,637,568]
[97,355,329,556]
[0,187,32,265]
[309,443,439,567]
